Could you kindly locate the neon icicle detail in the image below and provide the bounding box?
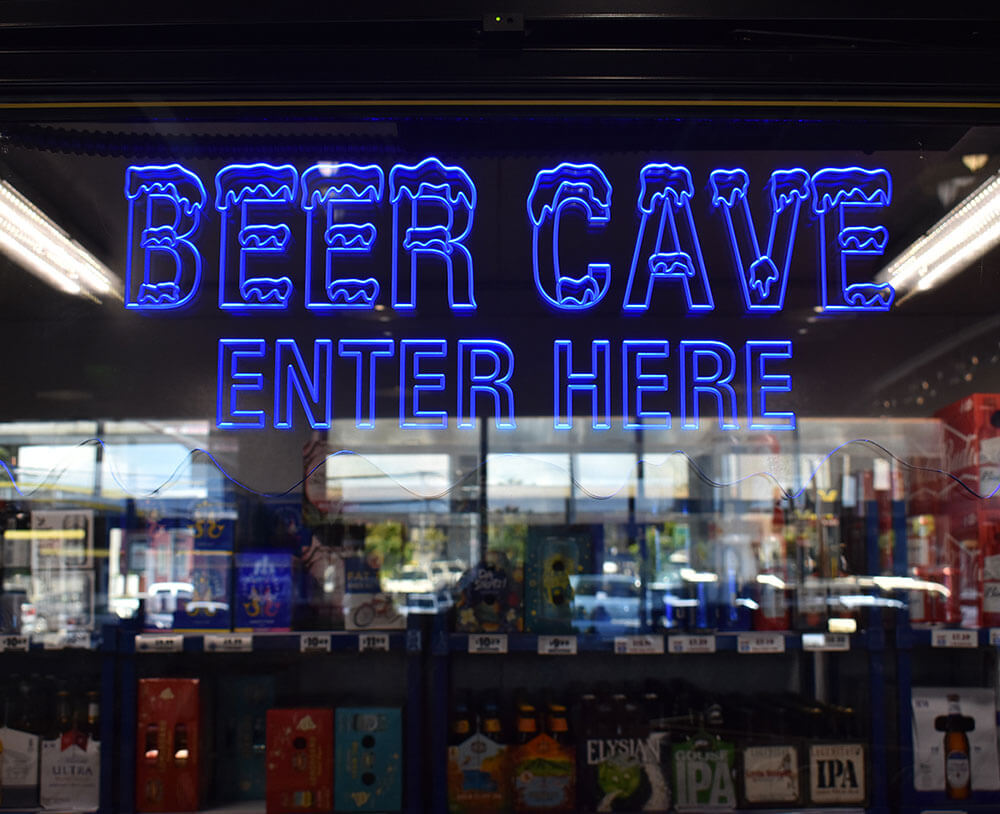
[624,163,713,312]
[709,167,810,312]
[528,163,613,310]
[302,163,385,310]
[215,163,299,310]
[389,158,477,311]
[125,164,207,310]
[810,167,895,312]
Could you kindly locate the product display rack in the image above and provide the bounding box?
[1,594,999,813]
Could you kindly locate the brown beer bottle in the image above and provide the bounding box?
[943,694,972,800]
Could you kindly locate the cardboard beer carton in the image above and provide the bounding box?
[266,709,334,814]
[40,729,100,811]
[671,731,738,812]
[935,394,1000,627]
[511,732,575,812]
[0,725,40,808]
[334,707,402,812]
[235,552,293,631]
[454,551,523,633]
[136,679,203,812]
[215,675,275,801]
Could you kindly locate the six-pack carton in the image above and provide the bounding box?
[136,678,203,812]
[334,707,402,812]
[216,675,275,801]
[266,708,334,814]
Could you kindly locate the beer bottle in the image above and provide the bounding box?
[85,691,100,743]
[546,701,572,746]
[52,688,73,740]
[449,696,473,747]
[940,694,972,800]
[480,696,505,746]
[515,701,538,745]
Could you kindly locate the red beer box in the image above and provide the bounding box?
[935,394,1000,627]
[266,709,334,814]
[136,678,203,812]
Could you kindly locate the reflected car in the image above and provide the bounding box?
[429,560,465,589]
[570,574,643,635]
[399,590,456,615]
[381,566,435,595]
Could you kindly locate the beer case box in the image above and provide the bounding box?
[0,726,40,809]
[170,552,232,632]
[524,526,590,634]
[911,687,1000,796]
[935,393,1000,485]
[738,743,803,808]
[447,733,510,814]
[235,552,293,631]
[334,707,402,812]
[136,678,204,812]
[941,508,1000,628]
[807,743,867,806]
[215,675,275,801]
[579,731,670,813]
[671,734,738,812]
[935,393,1000,627]
[266,709,334,814]
[39,731,100,811]
[454,554,523,633]
[510,733,576,813]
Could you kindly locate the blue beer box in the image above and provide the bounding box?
[235,552,293,631]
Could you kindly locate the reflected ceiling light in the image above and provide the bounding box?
[875,170,1000,299]
[679,567,718,583]
[0,180,121,300]
[962,153,989,173]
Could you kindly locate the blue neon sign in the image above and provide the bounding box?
[124,159,895,433]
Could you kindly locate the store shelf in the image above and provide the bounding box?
[443,629,879,655]
[0,631,105,652]
[125,629,418,655]
[897,625,997,649]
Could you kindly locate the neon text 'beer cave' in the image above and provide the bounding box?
[124,159,893,432]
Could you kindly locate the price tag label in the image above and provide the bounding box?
[932,629,977,648]
[135,634,184,653]
[38,633,67,650]
[204,633,253,653]
[64,631,91,649]
[668,634,716,654]
[737,633,786,654]
[614,635,664,655]
[359,633,390,653]
[299,633,332,654]
[990,628,1000,647]
[537,635,577,655]
[0,635,29,653]
[468,634,508,654]
[802,633,851,652]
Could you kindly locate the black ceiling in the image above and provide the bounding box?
[0,2,998,107]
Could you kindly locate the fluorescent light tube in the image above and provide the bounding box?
[0,179,121,300]
[876,169,1000,297]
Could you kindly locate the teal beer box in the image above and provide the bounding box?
[334,708,402,812]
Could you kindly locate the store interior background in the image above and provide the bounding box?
[2,6,1000,813]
